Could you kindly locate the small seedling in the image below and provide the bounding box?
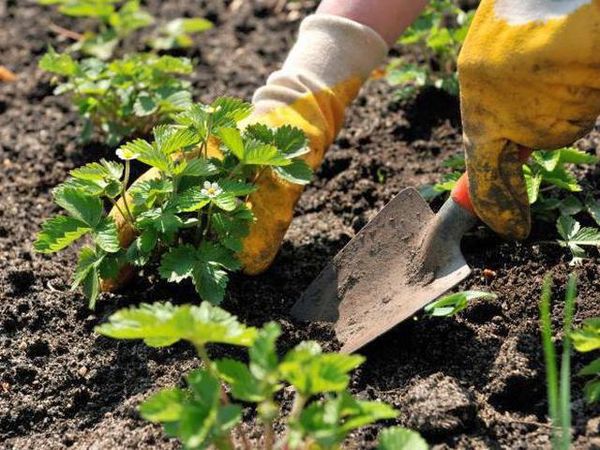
[571,318,600,403]
[386,0,474,98]
[424,290,496,317]
[539,274,577,450]
[95,301,414,449]
[421,148,600,262]
[38,0,211,59]
[556,215,600,265]
[149,17,213,51]
[35,98,313,308]
[39,49,194,145]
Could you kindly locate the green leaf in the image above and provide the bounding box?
[558,147,599,165]
[151,55,193,74]
[177,17,213,33]
[559,196,584,216]
[136,207,183,239]
[215,359,269,402]
[583,379,600,404]
[242,141,289,166]
[158,244,197,282]
[296,393,398,448]
[34,216,91,253]
[133,94,158,116]
[424,291,497,317]
[279,342,365,396]
[579,358,600,376]
[159,243,240,304]
[71,159,123,182]
[72,247,104,309]
[585,198,600,227]
[571,319,600,352]
[273,125,309,158]
[175,187,210,213]
[249,322,281,380]
[39,47,78,76]
[118,138,171,173]
[126,228,157,266]
[433,172,461,193]
[542,166,581,192]
[218,127,244,160]
[192,264,229,305]
[213,192,237,212]
[273,159,313,185]
[95,301,257,348]
[93,216,120,253]
[130,178,173,209]
[533,150,561,172]
[210,97,253,128]
[140,388,186,422]
[523,165,542,205]
[557,216,600,264]
[60,3,115,17]
[176,159,219,178]
[53,187,103,227]
[377,427,428,450]
[154,125,198,155]
[218,180,256,196]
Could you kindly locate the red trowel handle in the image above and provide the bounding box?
[451,147,533,216]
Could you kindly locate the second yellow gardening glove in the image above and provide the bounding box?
[103,14,388,290]
[458,0,600,239]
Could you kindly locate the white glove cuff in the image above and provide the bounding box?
[252,14,388,114]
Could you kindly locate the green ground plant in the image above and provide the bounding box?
[424,290,496,317]
[38,0,212,59]
[571,317,600,403]
[421,148,600,264]
[40,49,194,145]
[96,301,427,450]
[539,274,577,450]
[34,98,314,308]
[386,0,474,99]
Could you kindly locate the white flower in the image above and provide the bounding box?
[116,146,140,161]
[200,181,222,198]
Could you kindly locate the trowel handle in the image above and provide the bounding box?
[451,146,533,217]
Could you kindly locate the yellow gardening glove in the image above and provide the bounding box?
[102,14,388,291]
[458,0,600,239]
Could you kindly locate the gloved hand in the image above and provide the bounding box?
[102,14,388,291]
[458,0,600,239]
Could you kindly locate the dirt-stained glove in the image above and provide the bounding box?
[458,0,600,240]
[103,14,387,290]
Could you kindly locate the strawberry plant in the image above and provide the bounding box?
[386,0,474,99]
[39,49,194,145]
[96,301,425,449]
[34,98,313,308]
[38,0,212,59]
[572,318,600,403]
[421,147,600,264]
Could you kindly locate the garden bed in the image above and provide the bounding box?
[1,1,599,448]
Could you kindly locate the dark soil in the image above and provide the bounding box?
[1,1,600,449]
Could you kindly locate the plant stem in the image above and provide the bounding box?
[558,274,577,450]
[264,420,275,450]
[195,343,251,450]
[283,391,306,445]
[540,275,559,444]
[108,197,132,228]
[121,160,136,224]
[202,203,214,240]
